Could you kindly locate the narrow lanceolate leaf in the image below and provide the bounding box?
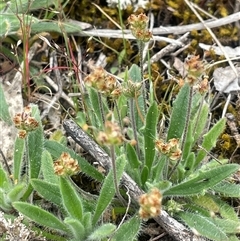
[0,164,10,189]
[178,212,228,241]
[213,181,240,197]
[41,150,58,185]
[13,137,25,181]
[13,202,69,233]
[88,223,116,241]
[28,105,44,179]
[126,143,141,169]
[92,155,126,226]
[167,83,190,140]
[195,118,226,168]
[143,102,158,172]
[64,217,85,240]
[164,164,239,196]
[0,83,12,124]
[60,177,83,221]
[111,215,141,240]
[31,179,61,206]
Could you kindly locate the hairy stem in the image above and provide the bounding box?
[110,145,126,205]
[97,92,105,125]
[130,98,140,158]
[139,41,147,114]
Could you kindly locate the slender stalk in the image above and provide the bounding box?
[114,99,123,133]
[97,92,105,125]
[168,86,193,179]
[110,145,126,205]
[139,40,147,114]
[192,93,205,139]
[129,98,140,158]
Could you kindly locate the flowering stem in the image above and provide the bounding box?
[97,92,105,125]
[110,145,126,205]
[114,99,123,133]
[139,40,147,115]
[130,98,140,158]
[168,85,193,179]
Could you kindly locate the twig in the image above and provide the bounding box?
[75,12,240,37]
[184,0,238,78]
[63,119,205,241]
[143,32,190,71]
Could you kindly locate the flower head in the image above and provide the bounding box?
[97,121,123,146]
[13,106,39,139]
[54,152,80,176]
[155,138,182,161]
[84,67,121,98]
[139,188,162,220]
[128,13,152,42]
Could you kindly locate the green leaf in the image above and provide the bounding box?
[141,165,149,185]
[86,87,108,129]
[143,102,158,172]
[111,215,141,241]
[0,189,11,211]
[13,137,25,181]
[88,223,116,241]
[41,150,58,184]
[27,105,44,179]
[152,156,167,181]
[213,181,240,197]
[164,164,239,196]
[0,84,12,124]
[64,217,85,240]
[0,14,39,37]
[167,83,190,140]
[83,212,93,237]
[92,155,126,225]
[212,197,239,222]
[128,64,141,82]
[0,164,10,189]
[126,143,141,169]
[191,194,220,213]
[7,0,59,13]
[178,211,228,241]
[192,102,209,143]
[128,64,145,128]
[13,202,69,233]
[7,182,26,202]
[60,177,83,221]
[31,179,61,206]
[210,218,240,234]
[195,118,226,168]
[182,122,194,161]
[45,140,104,182]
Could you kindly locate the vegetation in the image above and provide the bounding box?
[0,0,240,241]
